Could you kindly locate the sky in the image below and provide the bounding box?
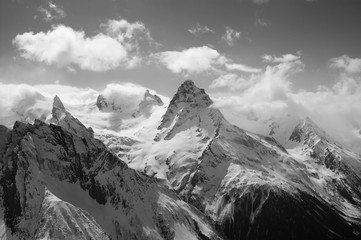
[1,0,361,152]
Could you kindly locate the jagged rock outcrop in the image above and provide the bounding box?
[96,95,109,111]
[132,90,164,118]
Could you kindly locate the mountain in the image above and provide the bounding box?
[0,96,221,240]
[1,80,361,240]
[96,89,164,118]
[125,80,361,240]
[255,113,361,213]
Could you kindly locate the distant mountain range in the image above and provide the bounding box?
[1,80,360,239]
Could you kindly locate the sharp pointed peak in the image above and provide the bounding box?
[171,79,213,107]
[158,80,217,131]
[52,95,67,120]
[290,116,337,145]
[177,80,198,93]
[53,95,65,111]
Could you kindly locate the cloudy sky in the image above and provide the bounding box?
[1,0,361,152]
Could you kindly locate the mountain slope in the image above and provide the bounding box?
[1,80,361,240]
[0,96,222,240]
[125,80,361,240]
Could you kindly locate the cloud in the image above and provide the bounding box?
[152,46,222,75]
[0,82,50,126]
[102,18,153,51]
[13,18,152,71]
[100,83,149,114]
[0,81,168,133]
[212,59,304,99]
[36,84,98,106]
[329,55,361,74]
[153,46,261,76]
[262,53,301,63]
[210,54,361,154]
[222,26,241,46]
[188,23,215,36]
[210,74,249,90]
[255,18,271,27]
[225,63,262,73]
[37,1,66,22]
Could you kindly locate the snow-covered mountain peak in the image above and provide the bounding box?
[95,89,165,122]
[142,89,163,106]
[289,116,337,145]
[158,80,215,132]
[132,89,164,118]
[172,80,213,108]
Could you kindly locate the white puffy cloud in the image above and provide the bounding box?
[222,26,241,46]
[0,82,99,125]
[0,82,51,127]
[262,53,301,63]
[13,25,127,71]
[153,46,260,76]
[36,84,98,106]
[103,18,153,52]
[100,83,148,114]
[188,23,215,36]
[37,1,66,22]
[13,18,152,71]
[0,83,44,113]
[210,54,361,154]
[211,58,303,93]
[152,46,222,75]
[329,55,361,74]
